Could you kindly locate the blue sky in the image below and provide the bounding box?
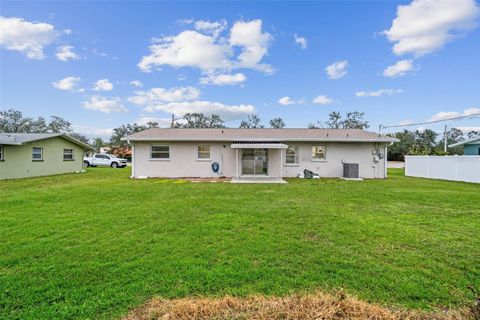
[1,0,479,138]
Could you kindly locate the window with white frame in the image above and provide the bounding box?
[63,149,74,160]
[0,145,3,160]
[197,145,210,160]
[285,145,299,164]
[150,145,170,159]
[311,145,326,161]
[32,147,43,161]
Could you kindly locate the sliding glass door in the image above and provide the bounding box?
[241,149,268,175]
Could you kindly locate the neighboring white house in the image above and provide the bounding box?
[122,128,398,182]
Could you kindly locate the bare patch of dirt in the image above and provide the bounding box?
[123,291,473,320]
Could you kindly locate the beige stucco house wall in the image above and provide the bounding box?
[130,140,389,179]
[0,134,92,180]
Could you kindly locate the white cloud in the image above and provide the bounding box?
[229,19,273,74]
[355,89,403,97]
[428,107,480,121]
[312,95,334,105]
[72,125,113,138]
[194,19,227,37]
[199,72,246,86]
[325,60,348,79]
[0,16,58,59]
[130,80,143,87]
[82,96,127,113]
[383,60,414,78]
[383,0,480,57]
[55,45,80,62]
[454,126,480,133]
[138,19,273,76]
[142,100,255,121]
[294,34,308,49]
[52,76,81,91]
[128,87,201,105]
[90,48,116,60]
[278,96,303,106]
[93,79,114,91]
[138,30,232,72]
[129,85,254,121]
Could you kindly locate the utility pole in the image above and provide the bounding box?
[171,113,175,128]
[444,124,448,152]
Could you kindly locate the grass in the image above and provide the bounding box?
[0,168,479,319]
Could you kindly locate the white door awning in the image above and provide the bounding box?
[231,143,288,149]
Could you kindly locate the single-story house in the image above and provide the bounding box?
[0,133,93,180]
[449,137,480,155]
[122,128,399,182]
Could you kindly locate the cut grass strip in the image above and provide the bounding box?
[124,291,474,320]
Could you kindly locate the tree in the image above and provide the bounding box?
[145,121,159,129]
[176,113,225,128]
[0,109,72,133]
[269,118,286,128]
[69,132,90,144]
[92,137,105,152]
[325,111,342,129]
[47,116,72,133]
[307,121,323,129]
[467,130,480,139]
[343,111,369,129]
[413,129,438,155]
[310,111,369,130]
[440,128,464,155]
[387,130,416,161]
[239,115,264,128]
[31,116,48,133]
[110,123,146,149]
[0,109,35,132]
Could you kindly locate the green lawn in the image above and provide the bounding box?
[1,168,479,319]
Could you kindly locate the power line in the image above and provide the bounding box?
[381,112,480,129]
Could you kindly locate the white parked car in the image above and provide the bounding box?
[83,153,128,168]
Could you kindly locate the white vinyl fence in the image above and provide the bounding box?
[405,156,480,183]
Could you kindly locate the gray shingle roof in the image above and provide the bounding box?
[123,128,399,143]
[0,133,93,149]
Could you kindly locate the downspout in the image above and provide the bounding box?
[235,148,239,180]
[385,142,393,178]
[127,140,135,178]
[280,149,283,179]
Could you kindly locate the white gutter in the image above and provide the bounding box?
[231,143,288,149]
[122,138,399,143]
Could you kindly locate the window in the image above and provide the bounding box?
[478,147,480,155]
[32,147,43,161]
[151,145,170,159]
[311,146,326,161]
[63,149,74,161]
[95,154,109,159]
[197,145,210,160]
[0,145,3,160]
[285,145,299,164]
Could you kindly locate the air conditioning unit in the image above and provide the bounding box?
[343,163,359,179]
